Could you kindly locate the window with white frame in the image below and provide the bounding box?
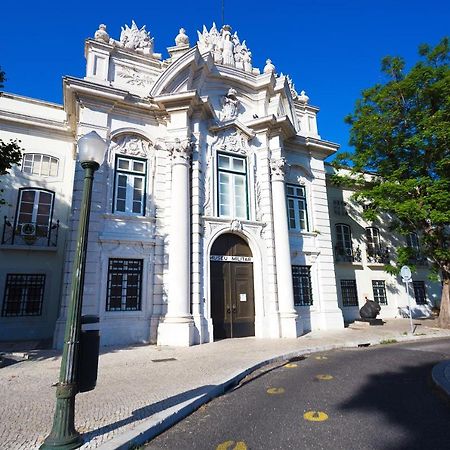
[217,153,248,219]
[366,227,381,255]
[2,274,45,316]
[286,184,308,231]
[413,281,427,305]
[292,265,313,306]
[16,189,54,237]
[106,259,143,311]
[335,224,353,256]
[372,280,388,305]
[113,156,146,215]
[22,154,59,177]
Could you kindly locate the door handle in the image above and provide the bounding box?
[226,307,231,314]
[232,305,237,313]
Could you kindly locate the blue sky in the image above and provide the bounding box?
[1,0,448,156]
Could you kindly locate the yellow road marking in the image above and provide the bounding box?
[315,374,333,380]
[315,356,328,360]
[303,411,329,421]
[285,363,298,368]
[216,440,247,450]
[266,387,285,394]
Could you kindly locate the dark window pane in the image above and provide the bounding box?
[106,259,143,311]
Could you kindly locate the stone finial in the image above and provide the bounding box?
[94,24,110,43]
[298,90,310,104]
[175,28,190,47]
[264,59,275,74]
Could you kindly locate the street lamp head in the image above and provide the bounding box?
[77,131,107,166]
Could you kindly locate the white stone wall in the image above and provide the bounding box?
[0,94,74,342]
[326,169,441,321]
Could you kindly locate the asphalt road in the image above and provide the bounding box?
[145,338,450,450]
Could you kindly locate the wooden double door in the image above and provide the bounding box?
[210,234,255,340]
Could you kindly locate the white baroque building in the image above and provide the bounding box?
[0,22,441,347]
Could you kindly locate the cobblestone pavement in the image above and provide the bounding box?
[1,319,450,450]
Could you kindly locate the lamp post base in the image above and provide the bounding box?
[40,396,83,450]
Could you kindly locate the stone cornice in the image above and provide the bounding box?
[288,135,340,158]
[209,119,255,139]
[154,90,202,113]
[0,110,71,137]
[245,115,296,139]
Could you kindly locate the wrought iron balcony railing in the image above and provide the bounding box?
[334,245,362,263]
[366,246,390,264]
[1,216,59,247]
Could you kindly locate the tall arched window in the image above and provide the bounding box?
[335,224,353,262]
[366,227,389,263]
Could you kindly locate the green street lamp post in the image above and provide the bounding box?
[40,131,107,450]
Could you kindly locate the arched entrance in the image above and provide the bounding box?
[210,233,255,340]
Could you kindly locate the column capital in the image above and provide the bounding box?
[167,138,193,165]
[270,157,286,181]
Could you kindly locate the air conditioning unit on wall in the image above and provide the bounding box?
[20,223,36,236]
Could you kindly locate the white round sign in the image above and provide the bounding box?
[400,265,412,280]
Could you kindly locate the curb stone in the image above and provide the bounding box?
[96,333,449,450]
[432,360,450,398]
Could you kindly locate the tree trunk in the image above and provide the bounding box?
[437,271,450,329]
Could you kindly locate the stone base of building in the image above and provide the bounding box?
[310,309,345,330]
[279,312,302,338]
[157,317,195,347]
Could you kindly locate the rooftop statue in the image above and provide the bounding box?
[197,23,254,73]
[119,21,154,55]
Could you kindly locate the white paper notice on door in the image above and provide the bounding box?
[240,293,247,302]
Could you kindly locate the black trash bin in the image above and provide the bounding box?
[77,315,100,393]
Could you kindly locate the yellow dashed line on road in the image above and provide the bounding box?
[284,363,298,368]
[216,440,248,450]
[266,387,285,394]
[303,411,329,421]
[315,356,328,360]
[315,374,334,380]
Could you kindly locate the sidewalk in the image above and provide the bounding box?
[1,318,450,450]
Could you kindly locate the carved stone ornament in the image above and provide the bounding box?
[166,138,193,163]
[117,66,153,87]
[197,23,253,73]
[116,21,155,56]
[221,88,240,121]
[230,219,243,232]
[216,129,249,155]
[175,28,190,47]
[110,135,152,158]
[94,24,110,43]
[270,157,286,180]
[298,90,310,104]
[263,59,275,74]
[286,75,298,99]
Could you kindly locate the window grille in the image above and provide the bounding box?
[106,259,143,311]
[413,281,427,305]
[340,279,359,307]
[2,274,45,316]
[372,280,388,305]
[292,265,313,306]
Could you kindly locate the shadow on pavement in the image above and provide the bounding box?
[81,384,216,445]
[338,360,450,450]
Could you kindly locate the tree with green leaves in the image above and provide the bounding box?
[0,66,23,204]
[333,38,450,328]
